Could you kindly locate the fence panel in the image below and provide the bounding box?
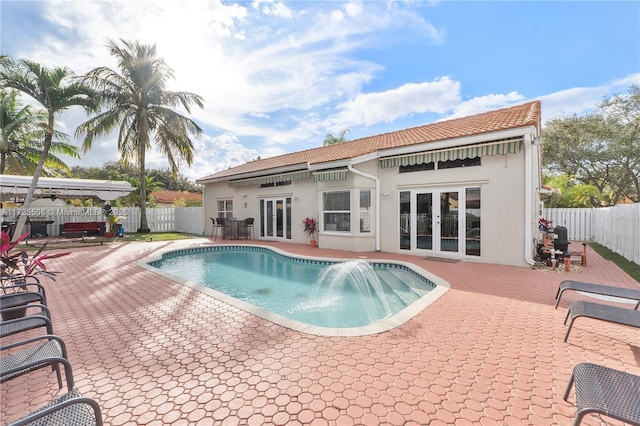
[174,207,204,235]
[593,203,640,265]
[542,208,593,241]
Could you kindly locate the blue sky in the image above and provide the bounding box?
[2,0,639,181]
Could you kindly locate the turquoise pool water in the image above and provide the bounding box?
[148,246,437,329]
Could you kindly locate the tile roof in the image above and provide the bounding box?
[150,189,203,204]
[197,101,540,182]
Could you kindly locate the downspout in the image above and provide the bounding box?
[347,164,381,251]
[524,132,537,265]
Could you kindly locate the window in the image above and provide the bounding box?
[399,157,480,173]
[399,162,435,173]
[322,191,350,232]
[465,188,481,256]
[359,190,371,233]
[259,180,291,188]
[217,199,233,218]
[438,157,481,170]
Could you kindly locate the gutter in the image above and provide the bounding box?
[347,164,381,252]
[524,132,538,266]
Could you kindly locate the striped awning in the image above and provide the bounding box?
[379,137,523,169]
[313,168,348,182]
[228,170,311,188]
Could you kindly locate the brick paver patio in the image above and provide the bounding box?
[1,239,638,425]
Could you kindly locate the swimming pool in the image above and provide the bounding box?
[142,245,450,336]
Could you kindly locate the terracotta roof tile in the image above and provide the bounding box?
[151,190,203,204]
[197,101,540,182]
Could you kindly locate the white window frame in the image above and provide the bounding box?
[359,189,372,233]
[322,190,351,233]
[217,199,233,219]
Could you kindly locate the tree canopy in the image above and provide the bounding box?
[542,85,639,206]
[76,39,204,232]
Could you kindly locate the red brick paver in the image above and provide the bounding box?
[1,239,638,425]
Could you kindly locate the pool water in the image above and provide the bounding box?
[149,247,437,328]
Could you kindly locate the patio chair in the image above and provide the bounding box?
[555,280,640,310]
[244,217,255,240]
[1,304,53,338]
[563,300,640,342]
[212,217,227,240]
[237,218,253,240]
[8,387,103,426]
[1,334,74,391]
[1,291,47,322]
[210,217,218,238]
[563,362,640,426]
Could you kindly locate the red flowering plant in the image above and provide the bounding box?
[1,230,71,294]
[538,218,554,232]
[301,217,319,242]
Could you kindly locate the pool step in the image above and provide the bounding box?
[384,267,433,297]
[376,269,421,306]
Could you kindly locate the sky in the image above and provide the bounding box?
[2,0,639,182]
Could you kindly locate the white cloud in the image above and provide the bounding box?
[538,73,640,122]
[185,134,261,180]
[325,77,461,130]
[444,92,526,120]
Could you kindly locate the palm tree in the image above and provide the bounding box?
[77,39,204,233]
[0,57,97,240]
[1,88,81,176]
[323,128,350,146]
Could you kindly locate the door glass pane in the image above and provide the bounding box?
[276,200,284,237]
[417,193,432,250]
[465,188,481,256]
[286,198,292,239]
[266,200,274,237]
[399,191,410,250]
[440,192,459,252]
[260,200,265,237]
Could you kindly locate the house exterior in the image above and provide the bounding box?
[197,101,543,267]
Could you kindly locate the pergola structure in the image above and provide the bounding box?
[0,174,135,203]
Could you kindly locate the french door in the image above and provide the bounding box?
[259,198,292,240]
[400,188,480,256]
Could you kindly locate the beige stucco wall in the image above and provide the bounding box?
[202,140,539,266]
[377,151,528,266]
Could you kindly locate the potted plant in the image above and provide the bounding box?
[1,230,70,319]
[105,214,121,238]
[301,217,319,247]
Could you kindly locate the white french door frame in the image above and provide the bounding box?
[401,187,468,256]
[260,197,288,240]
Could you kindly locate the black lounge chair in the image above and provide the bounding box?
[564,300,640,342]
[563,362,640,426]
[555,280,640,310]
[0,334,74,390]
[1,304,53,338]
[8,387,103,426]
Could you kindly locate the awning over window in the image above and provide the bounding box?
[379,137,523,169]
[313,168,348,182]
[228,170,311,188]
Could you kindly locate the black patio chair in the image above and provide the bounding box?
[1,334,74,391]
[1,304,53,338]
[563,362,640,426]
[8,387,103,426]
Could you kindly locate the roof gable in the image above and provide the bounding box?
[197,101,540,182]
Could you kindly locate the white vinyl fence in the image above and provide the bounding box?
[0,206,205,237]
[544,204,640,265]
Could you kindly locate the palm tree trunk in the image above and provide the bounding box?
[0,152,5,174]
[137,115,150,233]
[10,116,53,241]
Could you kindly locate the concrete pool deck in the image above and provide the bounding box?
[1,239,639,425]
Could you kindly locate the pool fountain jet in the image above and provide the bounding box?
[314,260,392,322]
